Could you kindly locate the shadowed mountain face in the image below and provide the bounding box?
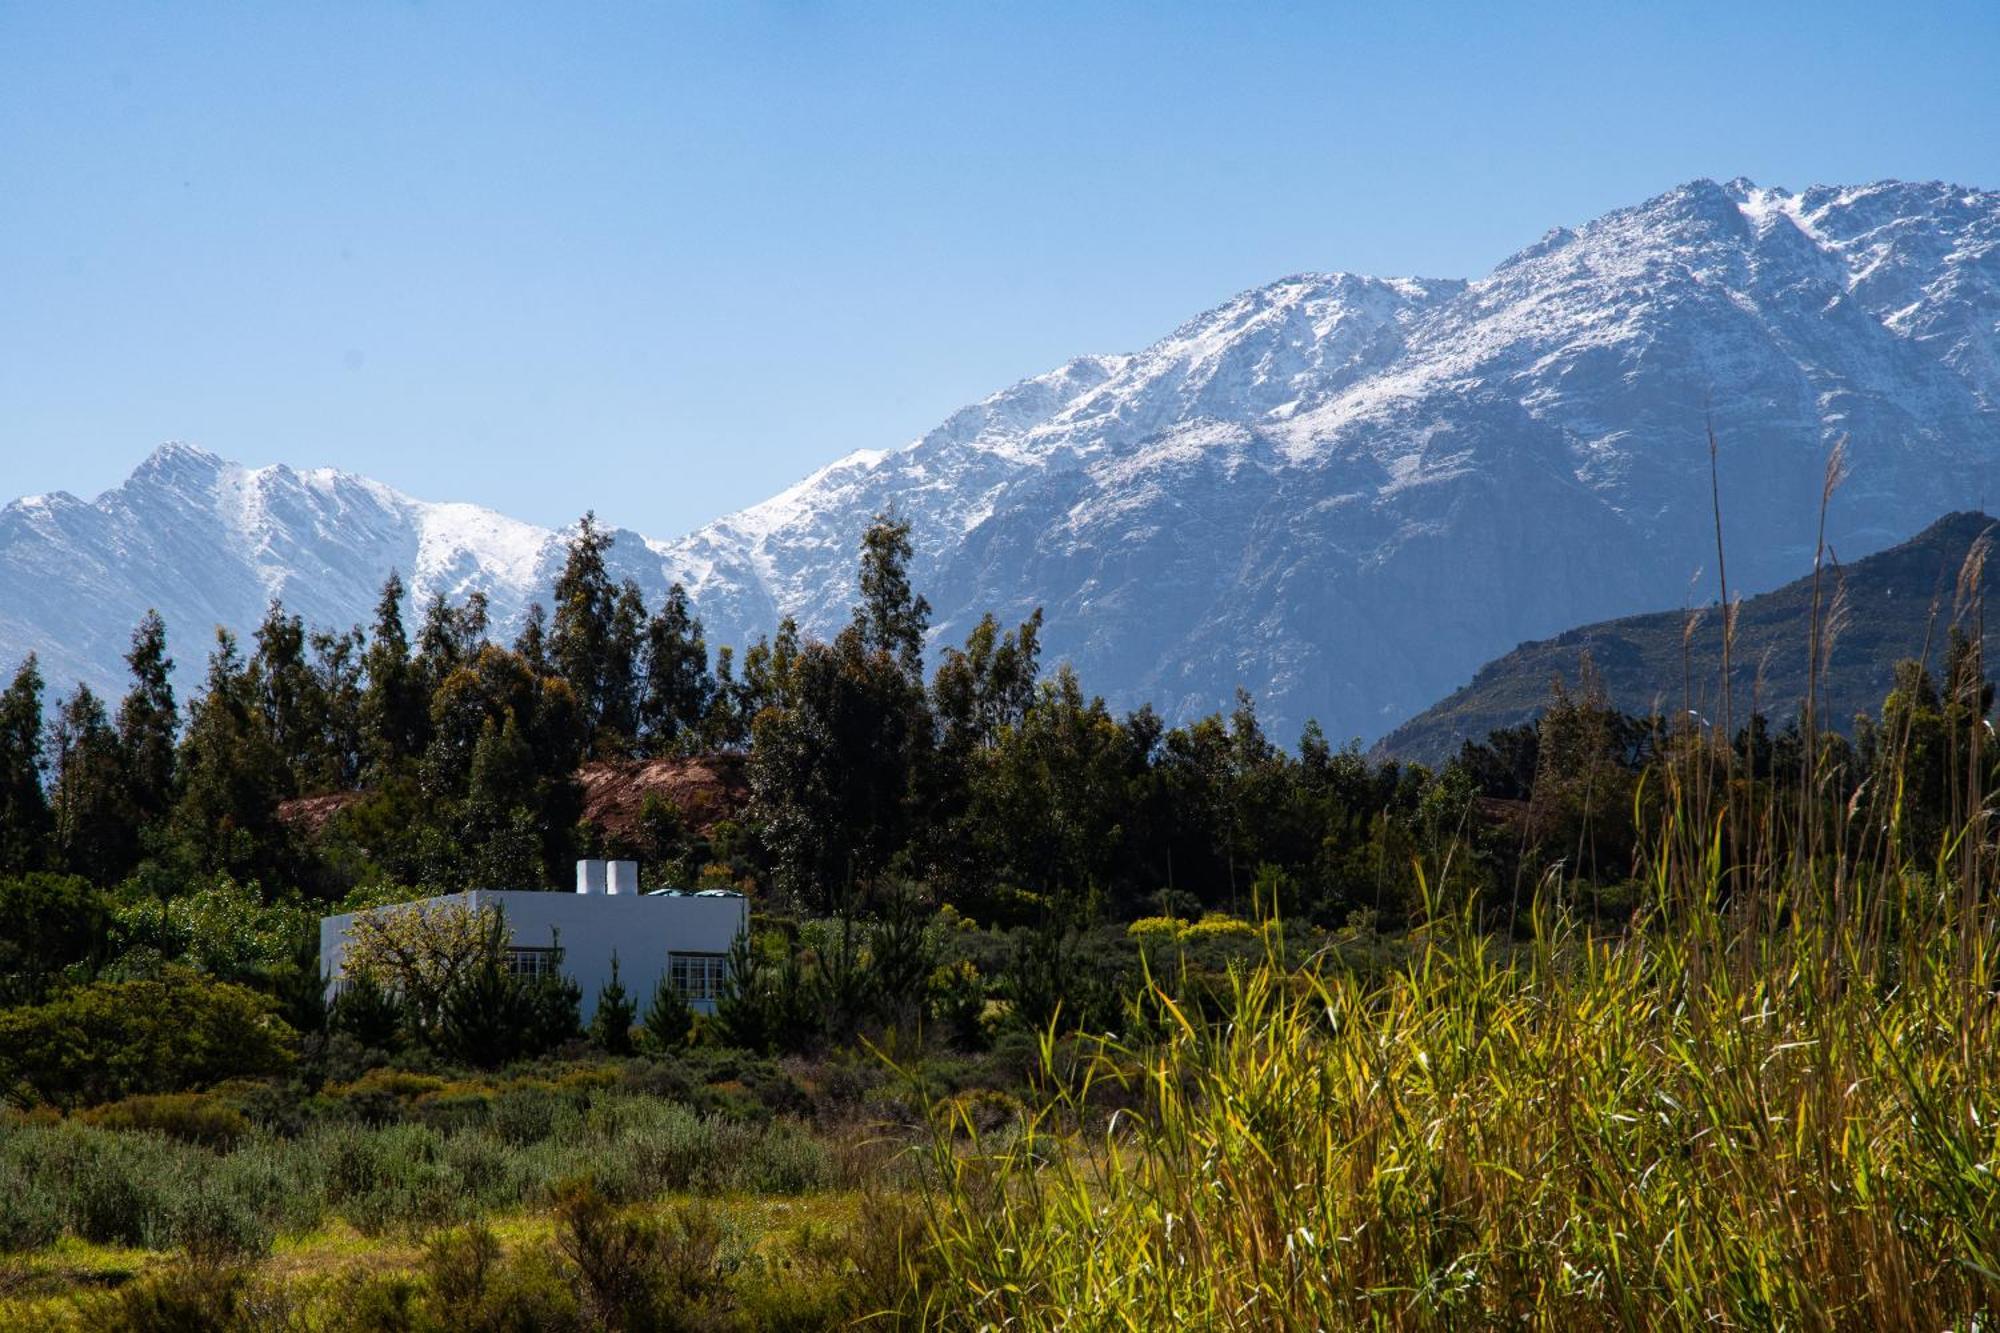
[5,180,1998,741]
[1378,512,2000,764]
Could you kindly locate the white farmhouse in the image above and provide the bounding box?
[319,859,748,1018]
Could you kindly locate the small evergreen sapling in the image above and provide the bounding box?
[591,952,638,1055]
[641,966,694,1053]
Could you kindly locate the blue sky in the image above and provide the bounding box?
[3,1,1995,536]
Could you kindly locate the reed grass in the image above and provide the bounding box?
[907,487,2000,1327]
[910,853,2000,1327]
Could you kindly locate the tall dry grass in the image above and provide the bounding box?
[906,461,2000,1328]
[909,857,2000,1327]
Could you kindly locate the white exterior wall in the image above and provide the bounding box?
[320,889,748,1019]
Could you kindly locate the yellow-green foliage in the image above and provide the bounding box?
[0,970,294,1109]
[326,1069,447,1103]
[1179,912,1257,940]
[1124,916,1187,939]
[915,880,2000,1328]
[78,1094,249,1151]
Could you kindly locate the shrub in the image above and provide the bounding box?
[0,969,295,1109]
[0,872,108,1007]
[0,1151,61,1251]
[413,1086,495,1134]
[743,1119,830,1194]
[1,1121,185,1247]
[552,1181,739,1330]
[327,969,404,1051]
[1180,913,1256,941]
[926,960,987,1051]
[75,1262,253,1332]
[491,1082,568,1146]
[81,1093,251,1150]
[167,1188,272,1262]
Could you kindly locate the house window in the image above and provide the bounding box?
[504,947,561,981]
[668,952,729,1002]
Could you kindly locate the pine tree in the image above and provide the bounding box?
[463,711,545,888]
[702,644,744,751]
[523,927,582,1053]
[361,572,425,774]
[48,684,133,883]
[329,968,404,1051]
[436,926,536,1066]
[248,600,322,795]
[590,952,637,1055]
[599,580,646,751]
[751,628,926,911]
[116,610,178,826]
[0,656,50,873]
[413,590,490,697]
[549,512,619,747]
[310,627,365,790]
[172,630,290,879]
[640,582,713,755]
[641,966,694,1052]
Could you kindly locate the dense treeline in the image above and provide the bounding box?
[0,509,1993,1089]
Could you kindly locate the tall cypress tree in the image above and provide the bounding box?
[116,610,178,827]
[462,717,545,889]
[550,513,613,699]
[0,656,50,873]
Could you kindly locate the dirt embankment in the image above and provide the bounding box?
[573,753,751,843]
[276,754,752,844]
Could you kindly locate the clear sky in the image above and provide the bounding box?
[3,1,1995,537]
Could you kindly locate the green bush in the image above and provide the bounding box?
[75,1262,254,1332]
[81,1093,252,1150]
[167,1187,272,1261]
[0,1145,61,1251]
[1,1121,184,1247]
[423,1222,581,1330]
[0,968,295,1109]
[490,1081,567,1146]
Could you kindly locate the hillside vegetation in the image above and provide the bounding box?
[6,486,2000,1325]
[1382,510,2000,762]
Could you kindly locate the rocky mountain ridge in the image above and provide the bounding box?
[4,177,1995,742]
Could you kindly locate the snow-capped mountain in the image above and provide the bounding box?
[5,178,1997,742]
[656,177,2000,741]
[0,445,666,700]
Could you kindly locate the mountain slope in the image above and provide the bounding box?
[4,178,1997,739]
[653,178,2000,742]
[1377,511,2000,763]
[0,445,673,698]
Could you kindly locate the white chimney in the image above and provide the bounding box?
[608,860,639,896]
[575,859,608,895]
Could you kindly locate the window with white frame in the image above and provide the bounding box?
[504,946,561,981]
[668,951,729,1002]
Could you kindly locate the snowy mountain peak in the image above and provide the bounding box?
[4,178,1997,743]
